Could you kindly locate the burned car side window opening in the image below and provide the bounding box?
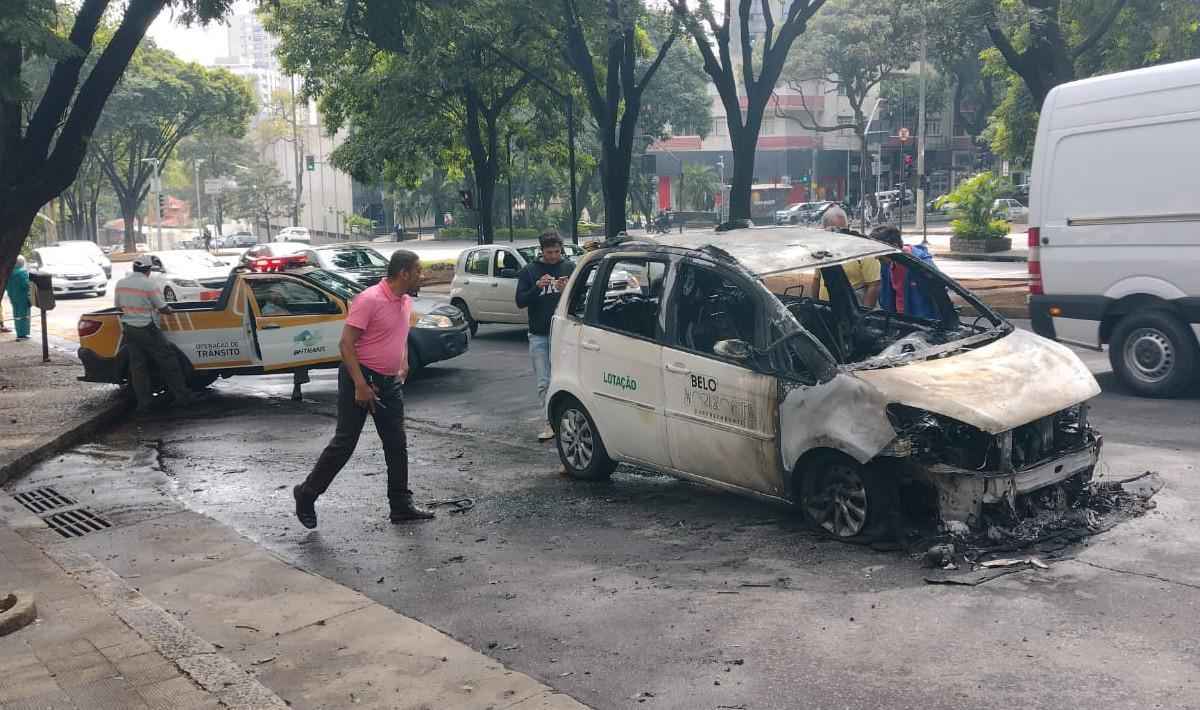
[670,264,760,362]
[594,259,668,340]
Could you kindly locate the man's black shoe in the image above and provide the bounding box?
[390,496,435,523]
[294,485,318,529]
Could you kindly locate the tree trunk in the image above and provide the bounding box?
[122,198,138,251]
[599,142,630,239]
[0,212,37,287]
[727,129,758,223]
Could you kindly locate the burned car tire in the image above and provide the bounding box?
[554,397,615,481]
[1109,310,1198,398]
[798,454,894,540]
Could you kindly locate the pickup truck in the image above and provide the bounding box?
[77,256,470,392]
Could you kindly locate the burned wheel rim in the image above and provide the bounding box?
[805,463,869,538]
[558,408,594,471]
[1124,327,1174,384]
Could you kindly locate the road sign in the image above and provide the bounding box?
[897,127,911,143]
[204,178,236,195]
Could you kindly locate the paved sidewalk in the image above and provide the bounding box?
[0,512,232,710]
[0,338,127,485]
[0,337,589,709]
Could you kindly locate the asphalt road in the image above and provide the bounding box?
[10,319,1200,710]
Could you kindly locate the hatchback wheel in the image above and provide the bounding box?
[452,299,479,336]
[555,398,615,481]
[1110,310,1198,398]
[800,455,892,539]
[163,286,177,302]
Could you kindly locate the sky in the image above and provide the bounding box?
[146,0,255,65]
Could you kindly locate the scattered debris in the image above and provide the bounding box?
[501,644,520,651]
[443,555,466,564]
[922,543,956,568]
[234,624,261,633]
[980,557,1048,570]
[427,497,475,514]
[252,656,276,665]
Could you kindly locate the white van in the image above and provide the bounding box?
[1028,59,1200,397]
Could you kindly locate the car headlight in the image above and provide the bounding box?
[173,279,200,287]
[416,314,453,329]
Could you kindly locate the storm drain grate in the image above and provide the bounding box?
[13,487,76,515]
[42,508,112,539]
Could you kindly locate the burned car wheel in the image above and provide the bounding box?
[555,398,615,481]
[800,455,890,539]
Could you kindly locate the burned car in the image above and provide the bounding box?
[545,226,1101,538]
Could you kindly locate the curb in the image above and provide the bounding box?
[0,391,132,487]
[41,544,289,709]
[0,590,37,636]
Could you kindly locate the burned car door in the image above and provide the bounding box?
[661,262,783,496]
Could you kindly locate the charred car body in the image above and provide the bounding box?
[545,227,1102,537]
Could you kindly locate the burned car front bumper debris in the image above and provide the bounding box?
[885,404,1102,526]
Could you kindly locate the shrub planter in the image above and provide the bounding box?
[950,235,1012,253]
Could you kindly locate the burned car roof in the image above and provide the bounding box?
[650,225,894,277]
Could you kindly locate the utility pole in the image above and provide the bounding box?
[193,158,206,236]
[141,158,163,250]
[916,6,929,243]
[290,76,302,227]
[811,143,819,202]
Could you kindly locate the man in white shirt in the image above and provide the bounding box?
[114,256,193,412]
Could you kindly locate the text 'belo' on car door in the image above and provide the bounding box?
[246,275,344,371]
[661,262,781,496]
[581,257,672,468]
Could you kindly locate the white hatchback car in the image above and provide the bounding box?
[449,243,585,334]
[545,228,1103,537]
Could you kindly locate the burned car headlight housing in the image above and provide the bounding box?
[885,404,995,469]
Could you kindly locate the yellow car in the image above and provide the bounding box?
[77,255,469,392]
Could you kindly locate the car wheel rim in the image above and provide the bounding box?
[1124,327,1174,384]
[164,288,176,302]
[559,408,593,471]
[805,464,868,538]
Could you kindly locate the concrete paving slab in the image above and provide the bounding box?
[235,603,583,710]
[64,510,264,587]
[137,552,371,648]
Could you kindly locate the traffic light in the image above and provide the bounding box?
[305,155,315,171]
[156,193,166,212]
[903,154,914,180]
[459,190,473,210]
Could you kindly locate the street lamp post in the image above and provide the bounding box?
[861,98,887,231]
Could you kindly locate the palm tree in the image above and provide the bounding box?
[680,164,719,211]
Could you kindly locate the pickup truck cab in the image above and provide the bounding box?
[77,255,469,391]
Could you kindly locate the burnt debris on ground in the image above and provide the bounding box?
[918,471,1163,584]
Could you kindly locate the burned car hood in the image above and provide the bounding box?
[854,329,1101,434]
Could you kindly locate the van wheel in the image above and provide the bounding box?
[554,397,615,481]
[799,454,894,540]
[452,299,478,336]
[1110,310,1198,397]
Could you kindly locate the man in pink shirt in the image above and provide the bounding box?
[293,250,434,528]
